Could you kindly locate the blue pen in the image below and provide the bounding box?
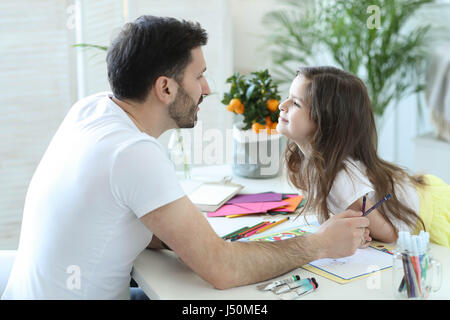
[362,193,391,217]
[362,195,367,214]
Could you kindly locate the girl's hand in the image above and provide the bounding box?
[349,195,397,244]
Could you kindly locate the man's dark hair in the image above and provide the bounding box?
[106,15,208,102]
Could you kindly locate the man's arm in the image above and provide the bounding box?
[140,196,369,290]
[146,234,168,250]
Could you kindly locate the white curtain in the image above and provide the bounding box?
[75,0,124,98]
[0,0,76,249]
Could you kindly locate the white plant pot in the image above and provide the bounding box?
[232,125,285,179]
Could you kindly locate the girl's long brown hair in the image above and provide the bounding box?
[286,66,425,233]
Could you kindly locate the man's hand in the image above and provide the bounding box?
[313,209,370,259]
[360,228,372,249]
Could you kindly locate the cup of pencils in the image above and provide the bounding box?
[392,231,442,299]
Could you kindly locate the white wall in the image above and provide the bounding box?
[231,0,276,74]
[76,0,124,98]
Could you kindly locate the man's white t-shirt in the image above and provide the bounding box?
[2,92,185,299]
[326,159,420,232]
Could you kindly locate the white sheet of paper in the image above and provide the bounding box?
[308,247,393,280]
[188,184,241,206]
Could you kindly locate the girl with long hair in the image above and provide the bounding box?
[277,66,450,248]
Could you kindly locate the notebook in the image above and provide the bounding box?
[302,245,393,284]
[187,181,244,212]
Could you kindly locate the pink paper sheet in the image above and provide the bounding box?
[207,201,289,217]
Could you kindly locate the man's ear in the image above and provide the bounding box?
[154,76,177,104]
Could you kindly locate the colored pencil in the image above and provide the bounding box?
[222,226,249,239]
[241,223,272,238]
[255,217,290,234]
[402,253,413,297]
[230,221,267,241]
[362,193,392,217]
[362,195,367,214]
[411,255,422,294]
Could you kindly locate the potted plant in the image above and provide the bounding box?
[221,69,285,178]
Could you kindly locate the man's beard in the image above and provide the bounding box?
[168,86,203,129]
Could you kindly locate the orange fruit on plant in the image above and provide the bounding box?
[226,104,235,112]
[265,116,272,126]
[252,122,265,134]
[266,99,279,112]
[266,122,278,134]
[270,122,278,134]
[228,98,242,111]
[234,103,245,114]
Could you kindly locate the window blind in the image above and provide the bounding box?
[0,0,75,249]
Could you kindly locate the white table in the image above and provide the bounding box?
[132,165,450,300]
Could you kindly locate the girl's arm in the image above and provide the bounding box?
[348,197,398,244]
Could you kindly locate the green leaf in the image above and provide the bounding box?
[246,84,256,101]
[72,43,108,51]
